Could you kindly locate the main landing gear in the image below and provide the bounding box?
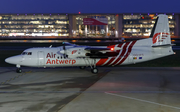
[79,66,98,74]
[91,67,98,74]
[81,58,98,74]
[90,59,98,74]
[79,66,86,69]
[16,65,22,73]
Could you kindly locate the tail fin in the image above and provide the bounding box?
[150,14,171,47]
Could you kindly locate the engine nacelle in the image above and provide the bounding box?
[59,46,119,59]
[67,51,89,58]
[60,47,90,58]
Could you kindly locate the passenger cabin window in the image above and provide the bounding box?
[22,52,32,55]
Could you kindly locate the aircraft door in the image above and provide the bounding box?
[38,51,45,66]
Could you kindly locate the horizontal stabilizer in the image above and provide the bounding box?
[152,44,175,47]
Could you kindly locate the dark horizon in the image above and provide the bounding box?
[0,12,178,15]
[0,0,180,14]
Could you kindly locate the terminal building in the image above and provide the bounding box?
[0,13,179,38]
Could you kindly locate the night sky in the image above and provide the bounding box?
[0,0,179,14]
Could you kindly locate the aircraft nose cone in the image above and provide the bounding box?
[5,57,11,63]
[5,55,22,64]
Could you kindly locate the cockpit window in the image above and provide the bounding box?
[22,52,26,55]
[22,52,32,55]
[28,52,32,55]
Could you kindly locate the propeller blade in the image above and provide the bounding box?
[62,42,66,58]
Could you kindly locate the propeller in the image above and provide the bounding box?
[62,42,67,58]
[61,42,78,58]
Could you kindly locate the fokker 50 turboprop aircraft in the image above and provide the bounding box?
[5,15,175,73]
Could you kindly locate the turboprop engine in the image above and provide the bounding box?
[59,47,90,58]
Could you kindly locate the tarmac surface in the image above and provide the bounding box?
[0,67,180,112]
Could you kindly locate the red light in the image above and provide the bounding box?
[79,12,81,14]
[111,48,114,51]
[142,17,144,19]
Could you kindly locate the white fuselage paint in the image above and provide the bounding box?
[5,38,174,68]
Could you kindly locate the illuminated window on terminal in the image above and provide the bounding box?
[0,13,177,37]
[122,14,175,36]
[0,14,69,36]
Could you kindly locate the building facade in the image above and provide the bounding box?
[0,14,69,36]
[0,13,179,37]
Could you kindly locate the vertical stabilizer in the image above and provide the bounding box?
[150,14,171,46]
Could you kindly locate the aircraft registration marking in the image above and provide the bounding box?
[133,54,144,56]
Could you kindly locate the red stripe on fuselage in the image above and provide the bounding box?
[109,42,130,66]
[96,58,108,66]
[104,57,115,66]
[116,40,137,65]
[104,44,123,66]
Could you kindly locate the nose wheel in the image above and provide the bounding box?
[16,65,22,73]
[16,68,22,73]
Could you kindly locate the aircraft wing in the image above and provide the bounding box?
[62,42,78,47]
[84,46,119,58]
[85,47,111,51]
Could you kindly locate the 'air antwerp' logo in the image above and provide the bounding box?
[152,32,169,44]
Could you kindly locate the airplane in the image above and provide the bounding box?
[5,14,175,74]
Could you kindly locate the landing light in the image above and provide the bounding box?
[111,48,114,51]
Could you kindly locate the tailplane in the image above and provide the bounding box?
[150,14,172,47]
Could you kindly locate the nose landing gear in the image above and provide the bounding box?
[16,68,22,73]
[16,65,22,73]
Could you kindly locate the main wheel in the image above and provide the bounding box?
[79,66,86,69]
[16,68,22,73]
[91,68,98,74]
